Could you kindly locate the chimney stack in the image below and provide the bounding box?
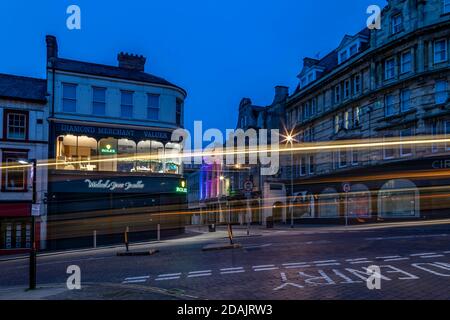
[46,35,58,60]
[117,52,146,72]
[273,86,289,103]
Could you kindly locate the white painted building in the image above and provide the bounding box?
[0,74,48,253]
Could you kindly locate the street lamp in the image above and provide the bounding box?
[19,159,37,290]
[282,130,297,229]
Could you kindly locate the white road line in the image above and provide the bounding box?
[376,256,401,259]
[220,267,244,271]
[220,270,245,275]
[157,273,181,277]
[124,275,150,281]
[444,251,450,254]
[312,260,337,264]
[122,279,147,284]
[410,252,436,257]
[384,257,410,262]
[252,264,275,269]
[316,263,341,267]
[155,276,180,281]
[187,273,212,278]
[282,262,307,266]
[419,254,444,258]
[188,270,212,274]
[346,258,368,262]
[349,260,373,264]
[254,267,279,271]
[285,264,311,269]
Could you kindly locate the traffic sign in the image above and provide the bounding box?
[342,183,351,193]
[31,204,41,217]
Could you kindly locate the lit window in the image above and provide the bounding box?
[344,110,350,129]
[401,89,412,112]
[147,94,160,120]
[1,151,27,191]
[400,127,413,157]
[120,91,134,118]
[6,111,27,140]
[334,114,340,133]
[434,39,448,64]
[62,83,77,112]
[385,94,396,116]
[391,14,403,34]
[385,58,396,80]
[400,51,412,74]
[92,87,106,116]
[435,80,448,104]
[353,107,361,126]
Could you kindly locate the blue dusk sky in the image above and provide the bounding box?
[0,0,386,135]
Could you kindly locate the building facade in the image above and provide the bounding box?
[282,0,450,223]
[45,36,188,248]
[0,74,48,254]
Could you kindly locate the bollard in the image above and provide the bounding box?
[93,230,97,248]
[157,224,161,241]
[125,226,129,252]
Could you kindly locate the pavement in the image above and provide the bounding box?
[1,219,450,300]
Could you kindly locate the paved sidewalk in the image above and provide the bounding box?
[0,283,196,300]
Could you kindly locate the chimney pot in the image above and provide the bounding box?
[118,52,147,72]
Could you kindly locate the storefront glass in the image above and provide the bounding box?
[56,135,182,174]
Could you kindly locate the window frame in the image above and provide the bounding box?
[353,74,361,95]
[384,57,396,80]
[385,94,396,116]
[92,86,106,116]
[434,39,448,64]
[400,50,412,74]
[400,89,412,112]
[120,90,134,119]
[1,150,28,192]
[3,109,29,141]
[334,84,341,104]
[338,149,348,168]
[400,127,414,157]
[435,80,448,104]
[62,83,77,113]
[383,134,395,160]
[147,93,160,120]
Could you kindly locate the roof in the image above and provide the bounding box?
[0,73,47,103]
[51,58,187,96]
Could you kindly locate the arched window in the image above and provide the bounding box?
[378,179,419,218]
[165,142,182,174]
[117,139,136,172]
[98,138,118,172]
[293,191,315,218]
[56,135,98,171]
[347,184,371,218]
[319,188,339,217]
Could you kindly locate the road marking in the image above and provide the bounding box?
[312,260,337,264]
[254,267,279,271]
[366,234,449,241]
[376,255,401,259]
[188,273,212,278]
[188,270,212,274]
[157,273,181,277]
[419,254,444,258]
[220,267,244,271]
[252,264,276,269]
[282,262,307,266]
[346,258,368,262]
[444,251,450,254]
[220,270,245,275]
[124,275,150,281]
[349,260,373,265]
[122,279,147,284]
[285,264,311,269]
[155,276,180,281]
[384,257,410,262]
[316,263,341,267]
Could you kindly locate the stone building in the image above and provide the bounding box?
[282,0,450,223]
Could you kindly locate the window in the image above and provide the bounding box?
[147,94,160,120]
[1,151,27,192]
[354,74,361,95]
[92,87,106,116]
[400,127,413,157]
[400,89,412,112]
[350,44,358,56]
[297,106,302,122]
[383,134,395,159]
[344,110,350,129]
[334,85,341,104]
[400,51,412,74]
[385,58,396,80]
[5,110,27,140]
[62,83,77,112]
[300,156,307,176]
[446,120,450,151]
[176,99,183,126]
[308,155,315,175]
[435,80,448,104]
[344,79,351,99]
[385,94,396,116]
[120,91,133,118]
[353,106,361,126]
[351,148,359,166]
[434,39,448,64]
[338,149,347,168]
[334,114,340,133]
[339,51,348,63]
[391,14,403,34]
[311,98,317,116]
[445,0,450,13]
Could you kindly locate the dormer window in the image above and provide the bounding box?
[299,70,318,89]
[339,51,348,63]
[391,14,403,34]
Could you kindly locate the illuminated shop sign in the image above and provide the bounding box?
[55,123,171,141]
[85,179,145,191]
[176,180,188,193]
[100,144,117,155]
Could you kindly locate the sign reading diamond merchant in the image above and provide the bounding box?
[54,122,172,141]
[85,179,145,191]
